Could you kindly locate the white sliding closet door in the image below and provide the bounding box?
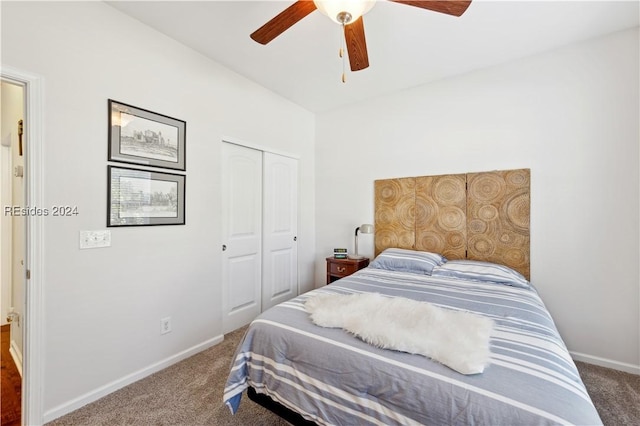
[222,143,299,333]
[262,152,298,311]
[221,143,262,333]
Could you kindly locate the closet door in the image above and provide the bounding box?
[262,152,298,311]
[221,143,262,333]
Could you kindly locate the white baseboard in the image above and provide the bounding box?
[43,334,224,423]
[571,351,640,375]
[9,339,23,377]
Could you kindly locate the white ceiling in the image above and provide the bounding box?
[108,1,639,113]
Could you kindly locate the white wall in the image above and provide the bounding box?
[1,1,315,420]
[316,28,640,372]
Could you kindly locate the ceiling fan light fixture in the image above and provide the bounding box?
[313,0,376,25]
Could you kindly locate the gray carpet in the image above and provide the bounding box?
[48,326,639,425]
[47,326,285,426]
[574,360,640,425]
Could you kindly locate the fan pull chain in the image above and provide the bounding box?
[340,24,346,83]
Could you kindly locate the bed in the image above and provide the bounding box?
[223,169,603,425]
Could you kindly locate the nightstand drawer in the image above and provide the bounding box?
[326,257,370,284]
[329,261,358,277]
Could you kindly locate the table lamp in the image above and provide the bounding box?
[349,223,373,260]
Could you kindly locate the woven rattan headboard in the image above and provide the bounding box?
[374,169,530,279]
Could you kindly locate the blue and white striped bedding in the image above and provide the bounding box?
[224,267,602,425]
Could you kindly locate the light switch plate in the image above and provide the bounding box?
[79,230,111,249]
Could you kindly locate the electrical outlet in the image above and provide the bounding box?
[160,317,172,335]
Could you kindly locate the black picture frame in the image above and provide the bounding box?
[108,165,185,227]
[108,99,186,171]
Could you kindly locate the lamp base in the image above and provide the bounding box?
[348,254,365,260]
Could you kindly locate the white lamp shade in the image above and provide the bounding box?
[350,223,373,260]
[359,224,374,234]
[313,0,376,24]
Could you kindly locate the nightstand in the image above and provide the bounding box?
[326,257,369,284]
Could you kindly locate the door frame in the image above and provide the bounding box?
[221,135,300,170]
[2,66,45,425]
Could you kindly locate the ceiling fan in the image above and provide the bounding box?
[250,0,473,75]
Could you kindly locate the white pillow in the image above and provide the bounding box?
[431,260,530,289]
[369,248,446,275]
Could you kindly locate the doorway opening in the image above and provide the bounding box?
[1,78,25,426]
[1,67,45,425]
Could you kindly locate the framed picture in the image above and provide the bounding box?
[108,166,185,227]
[108,99,186,171]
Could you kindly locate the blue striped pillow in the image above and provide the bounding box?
[369,248,446,275]
[431,260,530,289]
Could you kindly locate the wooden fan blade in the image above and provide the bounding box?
[344,17,369,71]
[390,0,472,17]
[250,1,317,45]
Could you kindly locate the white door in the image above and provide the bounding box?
[221,143,263,333]
[262,152,298,311]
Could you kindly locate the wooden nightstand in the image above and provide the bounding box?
[326,257,369,284]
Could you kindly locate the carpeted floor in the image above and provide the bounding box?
[47,326,285,426]
[574,360,640,425]
[48,326,639,425]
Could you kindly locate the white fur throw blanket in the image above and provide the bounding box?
[305,293,494,375]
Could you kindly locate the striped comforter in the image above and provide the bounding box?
[224,267,602,425]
